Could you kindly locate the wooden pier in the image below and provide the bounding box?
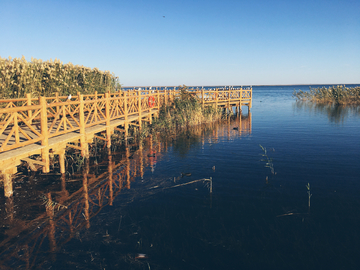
[0,87,252,197]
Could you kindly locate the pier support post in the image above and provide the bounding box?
[59,149,66,174]
[3,173,13,197]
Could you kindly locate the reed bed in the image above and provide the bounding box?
[151,85,222,132]
[0,56,119,99]
[293,85,360,105]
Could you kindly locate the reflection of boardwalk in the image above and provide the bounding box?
[0,87,252,197]
[0,116,251,269]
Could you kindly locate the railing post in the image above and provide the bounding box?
[40,97,50,173]
[215,88,218,108]
[249,87,252,111]
[156,89,160,112]
[228,87,231,112]
[202,88,205,110]
[105,92,111,148]
[79,94,88,157]
[138,90,142,129]
[26,93,32,123]
[55,92,59,114]
[124,91,128,138]
[94,91,98,120]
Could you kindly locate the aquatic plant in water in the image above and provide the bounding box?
[259,144,275,175]
[306,182,312,209]
[293,85,360,105]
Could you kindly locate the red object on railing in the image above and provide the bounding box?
[148,96,155,108]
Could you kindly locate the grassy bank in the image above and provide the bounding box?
[0,56,120,99]
[293,85,360,105]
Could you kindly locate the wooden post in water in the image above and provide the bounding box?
[3,173,13,197]
[40,97,50,173]
[59,149,66,174]
[83,172,90,229]
[126,146,131,189]
[139,141,144,178]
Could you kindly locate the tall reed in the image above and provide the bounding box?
[0,56,120,99]
[152,85,222,131]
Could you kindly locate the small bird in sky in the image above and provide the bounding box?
[163,16,165,18]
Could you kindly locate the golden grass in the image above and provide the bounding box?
[0,56,120,99]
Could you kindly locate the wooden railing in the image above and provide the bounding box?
[0,88,252,154]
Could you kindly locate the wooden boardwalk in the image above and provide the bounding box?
[0,87,252,197]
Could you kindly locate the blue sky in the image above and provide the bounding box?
[1,0,359,86]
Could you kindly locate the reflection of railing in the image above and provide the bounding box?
[0,115,251,269]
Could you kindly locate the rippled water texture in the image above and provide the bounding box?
[1,85,360,269]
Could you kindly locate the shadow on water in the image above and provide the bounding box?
[293,101,360,123]
[0,113,252,269]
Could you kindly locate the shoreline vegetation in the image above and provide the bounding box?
[0,56,233,142]
[293,85,360,105]
[133,85,224,140]
[0,56,120,99]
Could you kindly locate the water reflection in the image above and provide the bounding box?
[293,101,360,123]
[0,114,251,269]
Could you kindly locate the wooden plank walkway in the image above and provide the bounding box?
[0,87,252,197]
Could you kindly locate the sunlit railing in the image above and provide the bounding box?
[0,88,252,153]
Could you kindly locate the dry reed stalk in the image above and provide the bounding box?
[0,56,120,101]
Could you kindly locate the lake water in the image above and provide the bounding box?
[1,85,360,269]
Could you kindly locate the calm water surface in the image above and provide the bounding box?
[1,85,360,269]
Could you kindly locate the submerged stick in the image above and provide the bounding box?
[164,178,212,191]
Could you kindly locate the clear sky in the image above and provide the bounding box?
[1,0,359,86]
